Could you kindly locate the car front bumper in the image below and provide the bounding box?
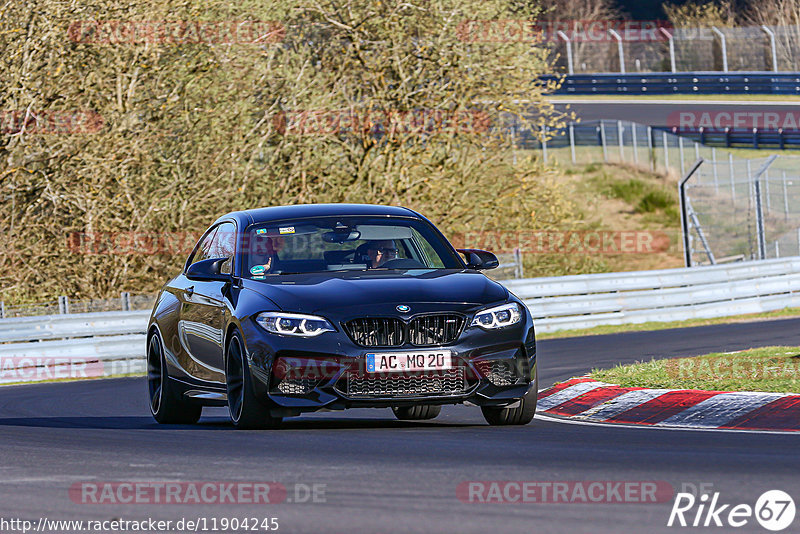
[240,311,536,416]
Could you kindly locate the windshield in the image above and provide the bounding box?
[241,216,462,277]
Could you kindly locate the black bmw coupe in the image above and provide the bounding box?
[147,204,537,428]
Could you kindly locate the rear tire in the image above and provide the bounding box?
[226,330,282,430]
[392,405,441,420]
[147,331,202,425]
[481,368,538,426]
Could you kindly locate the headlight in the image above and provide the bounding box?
[255,312,335,337]
[470,302,522,330]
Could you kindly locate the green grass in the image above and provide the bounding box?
[606,178,648,204]
[589,346,800,394]
[589,174,679,222]
[637,190,673,213]
[537,307,800,339]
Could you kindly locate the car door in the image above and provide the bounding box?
[178,221,236,384]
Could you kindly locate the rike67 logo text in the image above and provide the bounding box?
[668,490,795,531]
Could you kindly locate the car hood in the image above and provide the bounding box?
[241,269,508,314]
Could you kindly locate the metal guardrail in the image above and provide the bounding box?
[540,72,800,95]
[0,310,151,343]
[1,257,799,382]
[513,257,800,332]
[503,257,800,298]
[669,127,800,151]
[0,292,155,319]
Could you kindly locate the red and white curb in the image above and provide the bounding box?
[537,378,800,431]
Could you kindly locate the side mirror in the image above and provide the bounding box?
[457,249,500,270]
[186,258,231,282]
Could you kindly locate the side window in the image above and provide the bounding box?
[188,227,218,268]
[411,228,445,268]
[210,222,236,274]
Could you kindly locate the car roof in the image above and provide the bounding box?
[214,203,422,227]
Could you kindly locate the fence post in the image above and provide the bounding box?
[764,168,771,213]
[660,27,676,73]
[729,153,735,202]
[541,125,548,164]
[679,158,706,267]
[783,171,789,219]
[752,156,778,260]
[647,126,654,171]
[711,147,719,193]
[711,27,729,72]
[0,301,4,319]
[121,292,131,311]
[663,131,670,174]
[568,123,576,164]
[775,240,780,258]
[608,29,625,73]
[513,248,523,279]
[679,136,685,175]
[600,121,608,162]
[762,25,779,73]
[632,122,639,165]
[557,30,574,75]
[617,120,624,162]
[58,295,70,315]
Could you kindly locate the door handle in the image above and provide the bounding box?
[184,286,194,297]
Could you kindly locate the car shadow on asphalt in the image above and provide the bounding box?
[0,416,484,430]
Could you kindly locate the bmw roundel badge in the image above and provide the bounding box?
[396,304,411,312]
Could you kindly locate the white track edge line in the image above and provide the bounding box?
[535,412,800,435]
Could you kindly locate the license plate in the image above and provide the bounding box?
[365,350,452,373]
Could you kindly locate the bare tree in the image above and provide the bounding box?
[743,0,800,70]
[0,0,579,302]
[537,0,622,72]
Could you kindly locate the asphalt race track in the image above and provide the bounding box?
[550,99,800,128]
[2,318,800,533]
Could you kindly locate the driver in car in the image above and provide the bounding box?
[249,234,279,275]
[366,239,399,268]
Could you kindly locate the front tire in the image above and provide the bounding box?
[147,331,202,424]
[481,368,538,426]
[392,405,441,420]
[226,330,282,430]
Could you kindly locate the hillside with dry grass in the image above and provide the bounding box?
[0,0,681,306]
